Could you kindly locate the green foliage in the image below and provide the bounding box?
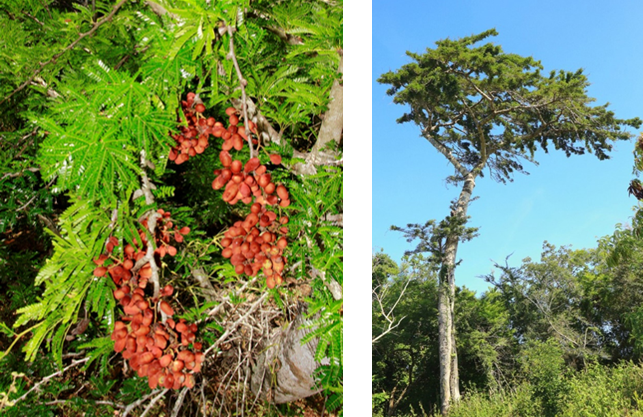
[0,0,342,414]
[378,29,641,184]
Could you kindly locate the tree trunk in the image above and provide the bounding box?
[438,281,451,414]
[250,311,326,404]
[439,172,476,415]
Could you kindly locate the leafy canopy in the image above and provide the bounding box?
[378,29,641,184]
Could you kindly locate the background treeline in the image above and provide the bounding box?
[373,214,643,416]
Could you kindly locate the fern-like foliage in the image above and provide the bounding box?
[284,164,343,412]
[11,198,114,367]
[35,62,177,205]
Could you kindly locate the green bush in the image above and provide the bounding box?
[560,362,643,417]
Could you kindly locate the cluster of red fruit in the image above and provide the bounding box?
[172,94,292,289]
[221,203,289,288]
[94,209,204,390]
[168,92,258,165]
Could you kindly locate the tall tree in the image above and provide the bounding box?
[378,29,640,415]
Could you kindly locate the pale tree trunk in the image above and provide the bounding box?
[437,280,452,414]
[439,173,476,415]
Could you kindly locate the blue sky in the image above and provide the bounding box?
[372,0,643,296]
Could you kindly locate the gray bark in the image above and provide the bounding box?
[439,173,476,415]
[250,312,326,404]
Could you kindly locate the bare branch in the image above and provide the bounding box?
[11,358,89,406]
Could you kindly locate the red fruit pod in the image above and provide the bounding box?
[265,182,276,194]
[279,199,291,208]
[230,160,242,174]
[222,183,239,202]
[167,245,177,256]
[176,321,188,334]
[93,254,109,266]
[256,165,267,176]
[219,151,232,167]
[277,237,288,249]
[232,135,244,151]
[225,107,237,116]
[269,154,282,165]
[235,264,245,274]
[126,336,137,352]
[164,373,175,389]
[239,183,251,198]
[222,248,233,258]
[188,147,197,157]
[123,259,134,270]
[148,372,160,390]
[251,203,262,214]
[221,238,232,248]
[172,360,185,372]
[195,103,206,113]
[111,328,127,342]
[154,334,168,350]
[169,148,178,161]
[177,350,195,362]
[179,227,190,235]
[139,265,152,279]
[114,336,127,353]
[160,300,174,316]
[174,232,184,243]
[266,275,276,289]
[206,117,216,127]
[162,284,174,297]
[120,294,132,307]
[185,374,196,389]
[244,157,261,173]
[229,114,239,126]
[175,153,189,164]
[124,303,141,316]
[212,175,227,190]
[258,173,271,188]
[276,185,289,200]
[94,267,108,277]
[159,354,173,368]
[140,352,155,365]
[238,125,247,139]
[279,216,289,225]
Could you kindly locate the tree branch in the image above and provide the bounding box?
[226,24,254,158]
[0,0,128,106]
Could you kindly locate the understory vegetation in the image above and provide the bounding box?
[373,212,643,416]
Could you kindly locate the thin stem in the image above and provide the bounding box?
[226,23,254,159]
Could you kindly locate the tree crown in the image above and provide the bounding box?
[378,29,641,184]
